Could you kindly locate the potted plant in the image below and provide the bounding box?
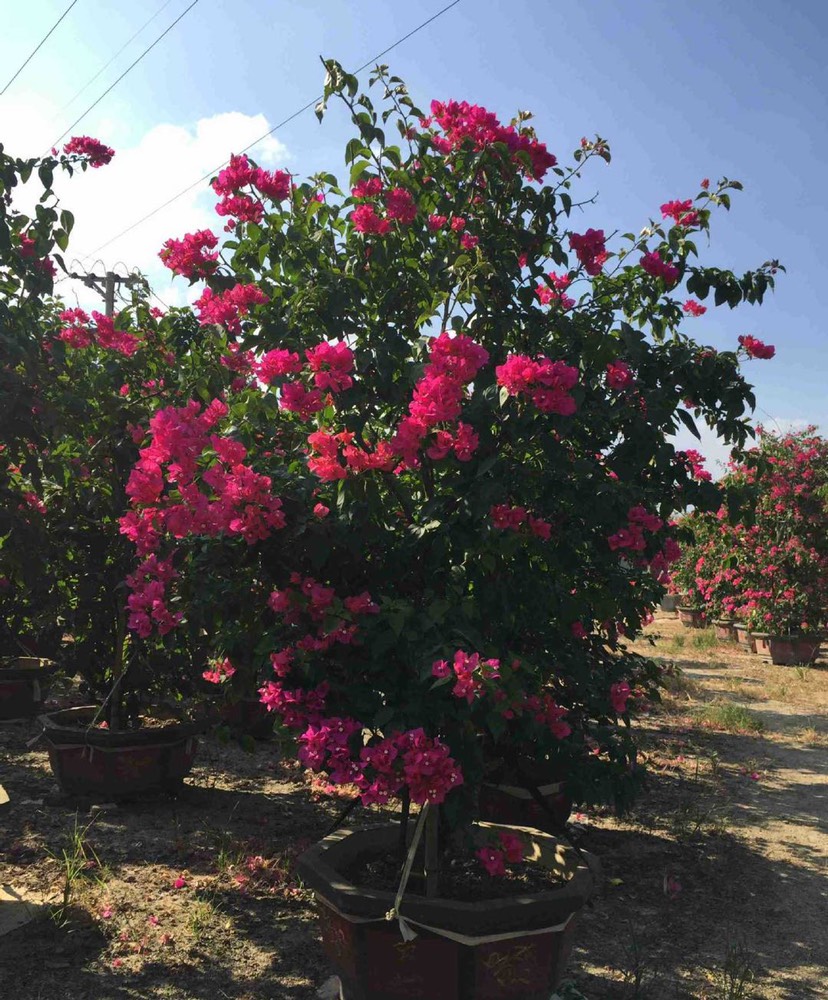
[118,61,779,993]
[0,142,222,795]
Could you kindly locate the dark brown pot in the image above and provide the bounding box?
[733,624,756,652]
[297,823,595,1000]
[220,697,274,740]
[768,635,821,666]
[478,779,572,832]
[677,607,705,628]
[0,658,60,719]
[713,620,736,642]
[39,706,204,797]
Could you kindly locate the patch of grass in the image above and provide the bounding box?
[796,725,828,747]
[188,893,223,943]
[691,629,718,651]
[695,702,766,734]
[721,679,763,702]
[670,634,686,651]
[661,667,702,699]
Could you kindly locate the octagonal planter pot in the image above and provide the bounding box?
[767,635,821,666]
[39,706,205,798]
[751,632,772,657]
[677,607,705,629]
[297,822,596,1000]
[713,620,737,643]
[0,657,60,720]
[733,624,756,653]
[219,697,274,740]
[478,779,573,834]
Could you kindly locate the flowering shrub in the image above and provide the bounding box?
[5,61,782,838]
[0,142,230,720]
[115,61,785,832]
[674,429,828,634]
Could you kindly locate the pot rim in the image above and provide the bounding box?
[0,657,60,681]
[297,821,596,937]
[39,705,212,748]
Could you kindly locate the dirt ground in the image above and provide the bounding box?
[1,612,826,999]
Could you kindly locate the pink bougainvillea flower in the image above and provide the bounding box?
[476,846,506,876]
[159,229,219,279]
[606,360,634,390]
[202,657,236,684]
[313,503,330,519]
[173,876,187,889]
[738,335,775,359]
[660,199,699,228]
[569,229,607,275]
[101,906,113,919]
[63,135,114,167]
[497,831,524,863]
[610,681,631,714]
[663,874,682,899]
[640,251,679,285]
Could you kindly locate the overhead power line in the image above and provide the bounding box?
[54,0,176,117]
[49,0,201,151]
[1,0,81,96]
[81,0,462,262]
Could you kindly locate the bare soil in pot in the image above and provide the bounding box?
[345,848,568,902]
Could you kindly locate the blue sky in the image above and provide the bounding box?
[2,0,826,470]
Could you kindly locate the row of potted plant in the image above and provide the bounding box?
[670,429,828,665]
[1,58,784,995]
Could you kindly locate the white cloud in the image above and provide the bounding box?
[1,92,288,310]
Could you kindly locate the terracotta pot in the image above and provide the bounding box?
[733,624,756,652]
[713,620,737,642]
[0,658,60,720]
[677,607,705,628]
[39,706,205,797]
[751,632,772,656]
[767,635,821,666]
[220,697,274,740]
[297,823,596,1000]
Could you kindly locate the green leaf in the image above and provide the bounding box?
[677,408,701,440]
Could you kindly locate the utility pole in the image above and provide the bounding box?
[67,269,142,316]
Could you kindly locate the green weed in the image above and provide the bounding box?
[47,814,103,925]
[695,702,765,734]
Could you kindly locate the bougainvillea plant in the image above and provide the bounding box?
[116,60,782,848]
[0,140,227,726]
[678,429,828,635]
